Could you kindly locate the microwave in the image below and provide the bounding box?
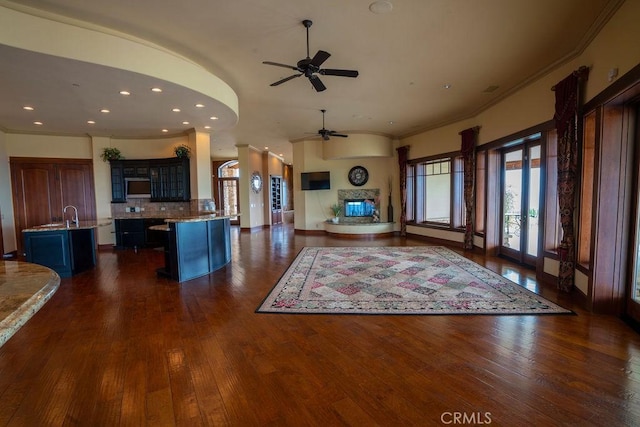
[125,178,151,198]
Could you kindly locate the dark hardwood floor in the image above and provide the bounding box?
[1,224,639,426]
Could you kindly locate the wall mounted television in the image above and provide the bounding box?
[301,171,330,190]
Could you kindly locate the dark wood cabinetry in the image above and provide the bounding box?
[114,218,145,249]
[10,158,96,255]
[109,161,125,202]
[24,228,96,278]
[114,218,170,249]
[150,158,190,202]
[271,176,282,225]
[110,158,190,203]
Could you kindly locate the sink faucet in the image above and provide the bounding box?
[63,205,79,226]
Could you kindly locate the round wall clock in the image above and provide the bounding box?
[250,171,263,193]
[348,166,369,186]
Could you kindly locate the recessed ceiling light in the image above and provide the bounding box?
[23,106,34,111]
[172,108,181,112]
[182,121,190,125]
[264,146,269,150]
[195,103,204,108]
[151,87,162,93]
[389,121,394,125]
[162,129,168,133]
[34,121,43,125]
[87,120,95,124]
[100,109,110,113]
[210,116,219,120]
[119,90,130,96]
[443,84,452,89]
[369,1,393,14]
[204,125,211,129]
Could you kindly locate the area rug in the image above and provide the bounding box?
[256,246,572,315]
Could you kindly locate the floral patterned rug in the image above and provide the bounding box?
[257,246,572,315]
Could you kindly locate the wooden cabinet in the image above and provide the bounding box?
[114,218,145,249]
[149,158,190,202]
[109,158,189,203]
[114,218,169,249]
[10,158,96,255]
[271,176,282,225]
[158,218,231,282]
[24,228,96,278]
[110,160,126,202]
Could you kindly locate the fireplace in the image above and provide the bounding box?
[337,188,380,223]
[344,199,375,217]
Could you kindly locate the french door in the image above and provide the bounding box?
[500,142,541,266]
[220,178,240,225]
[626,107,640,325]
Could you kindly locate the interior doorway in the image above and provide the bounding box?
[214,160,240,226]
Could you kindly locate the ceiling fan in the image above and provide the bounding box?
[262,19,359,92]
[311,109,348,140]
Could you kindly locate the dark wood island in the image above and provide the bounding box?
[151,214,234,282]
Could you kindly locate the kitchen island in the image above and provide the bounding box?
[150,214,234,283]
[22,221,110,278]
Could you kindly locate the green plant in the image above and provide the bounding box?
[174,144,191,158]
[100,147,122,162]
[330,203,342,217]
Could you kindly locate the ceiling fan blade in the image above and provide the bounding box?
[320,69,359,78]
[330,133,348,138]
[270,73,302,86]
[309,50,331,67]
[263,61,299,71]
[309,75,326,92]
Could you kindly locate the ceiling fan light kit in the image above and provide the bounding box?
[311,109,348,141]
[263,19,359,92]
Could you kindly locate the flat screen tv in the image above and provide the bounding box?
[301,171,330,190]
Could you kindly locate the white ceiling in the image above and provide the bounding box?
[0,0,621,163]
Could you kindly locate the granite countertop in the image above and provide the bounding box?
[112,211,238,221]
[0,260,60,347]
[164,213,239,223]
[23,220,112,233]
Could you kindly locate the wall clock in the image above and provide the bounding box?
[348,166,369,186]
[250,171,263,193]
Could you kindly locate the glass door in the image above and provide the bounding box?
[220,178,240,225]
[627,109,640,324]
[501,143,541,266]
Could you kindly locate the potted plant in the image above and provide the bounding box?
[100,147,122,162]
[174,144,191,159]
[330,203,342,223]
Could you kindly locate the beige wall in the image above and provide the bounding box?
[0,130,16,253]
[293,137,396,231]
[398,0,640,279]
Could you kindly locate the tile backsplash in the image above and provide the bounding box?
[111,198,216,218]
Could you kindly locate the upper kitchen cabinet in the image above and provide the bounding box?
[149,158,190,202]
[109,160,125,203]
[109,158,189,203]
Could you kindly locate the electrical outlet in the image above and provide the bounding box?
[160,207,166,211]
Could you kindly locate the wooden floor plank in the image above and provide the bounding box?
[0,225,640,425]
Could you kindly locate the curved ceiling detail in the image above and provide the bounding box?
[0,5,238,138]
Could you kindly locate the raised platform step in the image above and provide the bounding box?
[324,221,395,238]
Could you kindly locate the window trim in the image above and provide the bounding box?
[406,150,465,231]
